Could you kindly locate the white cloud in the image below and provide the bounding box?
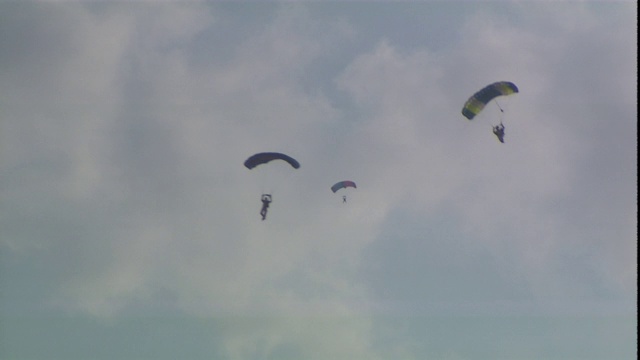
[0,2,635,358]
[333,2,636,314]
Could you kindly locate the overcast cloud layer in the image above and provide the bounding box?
[1,2,636,359]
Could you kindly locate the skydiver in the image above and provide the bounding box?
[492,123,505,143]
[260,194,272,221]
[342,195,347,203]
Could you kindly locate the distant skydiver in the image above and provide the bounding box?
[331,181,357,204]
[260,194,272,221]
[461,81,518,142]
[492,123,505,143]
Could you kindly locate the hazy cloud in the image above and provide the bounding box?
[1,1,635,359]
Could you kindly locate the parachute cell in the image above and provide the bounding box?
[244,152,300,170]
[331,180,357,193]
[462,81,519,120]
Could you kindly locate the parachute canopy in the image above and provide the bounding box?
[462,81,519,120]
[331,180,357,193]
[244,152,300,170]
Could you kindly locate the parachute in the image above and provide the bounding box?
[461,81,519,120]
[331,181,357,193]
[244,152,300,170]
[245,152,299,219]
[331,180,357,203]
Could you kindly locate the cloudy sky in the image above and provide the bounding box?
[1,1,636,359]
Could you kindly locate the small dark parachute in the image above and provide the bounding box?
[331,181,357,193]
[331,180,356,203]
[461,81,519,120]
[244,152,300,170]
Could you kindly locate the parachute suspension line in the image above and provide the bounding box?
[262,167,277,197]
[260,168,267,196]
[494,99,505,125]
[479,110,499,127]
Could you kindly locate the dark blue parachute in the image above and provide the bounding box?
[244,152,300,170]
[331,181,357,193]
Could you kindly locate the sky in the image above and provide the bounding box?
[0,1,636,359]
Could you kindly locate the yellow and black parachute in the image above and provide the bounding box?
[461,81,518,120]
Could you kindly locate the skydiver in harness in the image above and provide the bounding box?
[342,195,347,203]
[260,194,272,221]
[492,123,505,143]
